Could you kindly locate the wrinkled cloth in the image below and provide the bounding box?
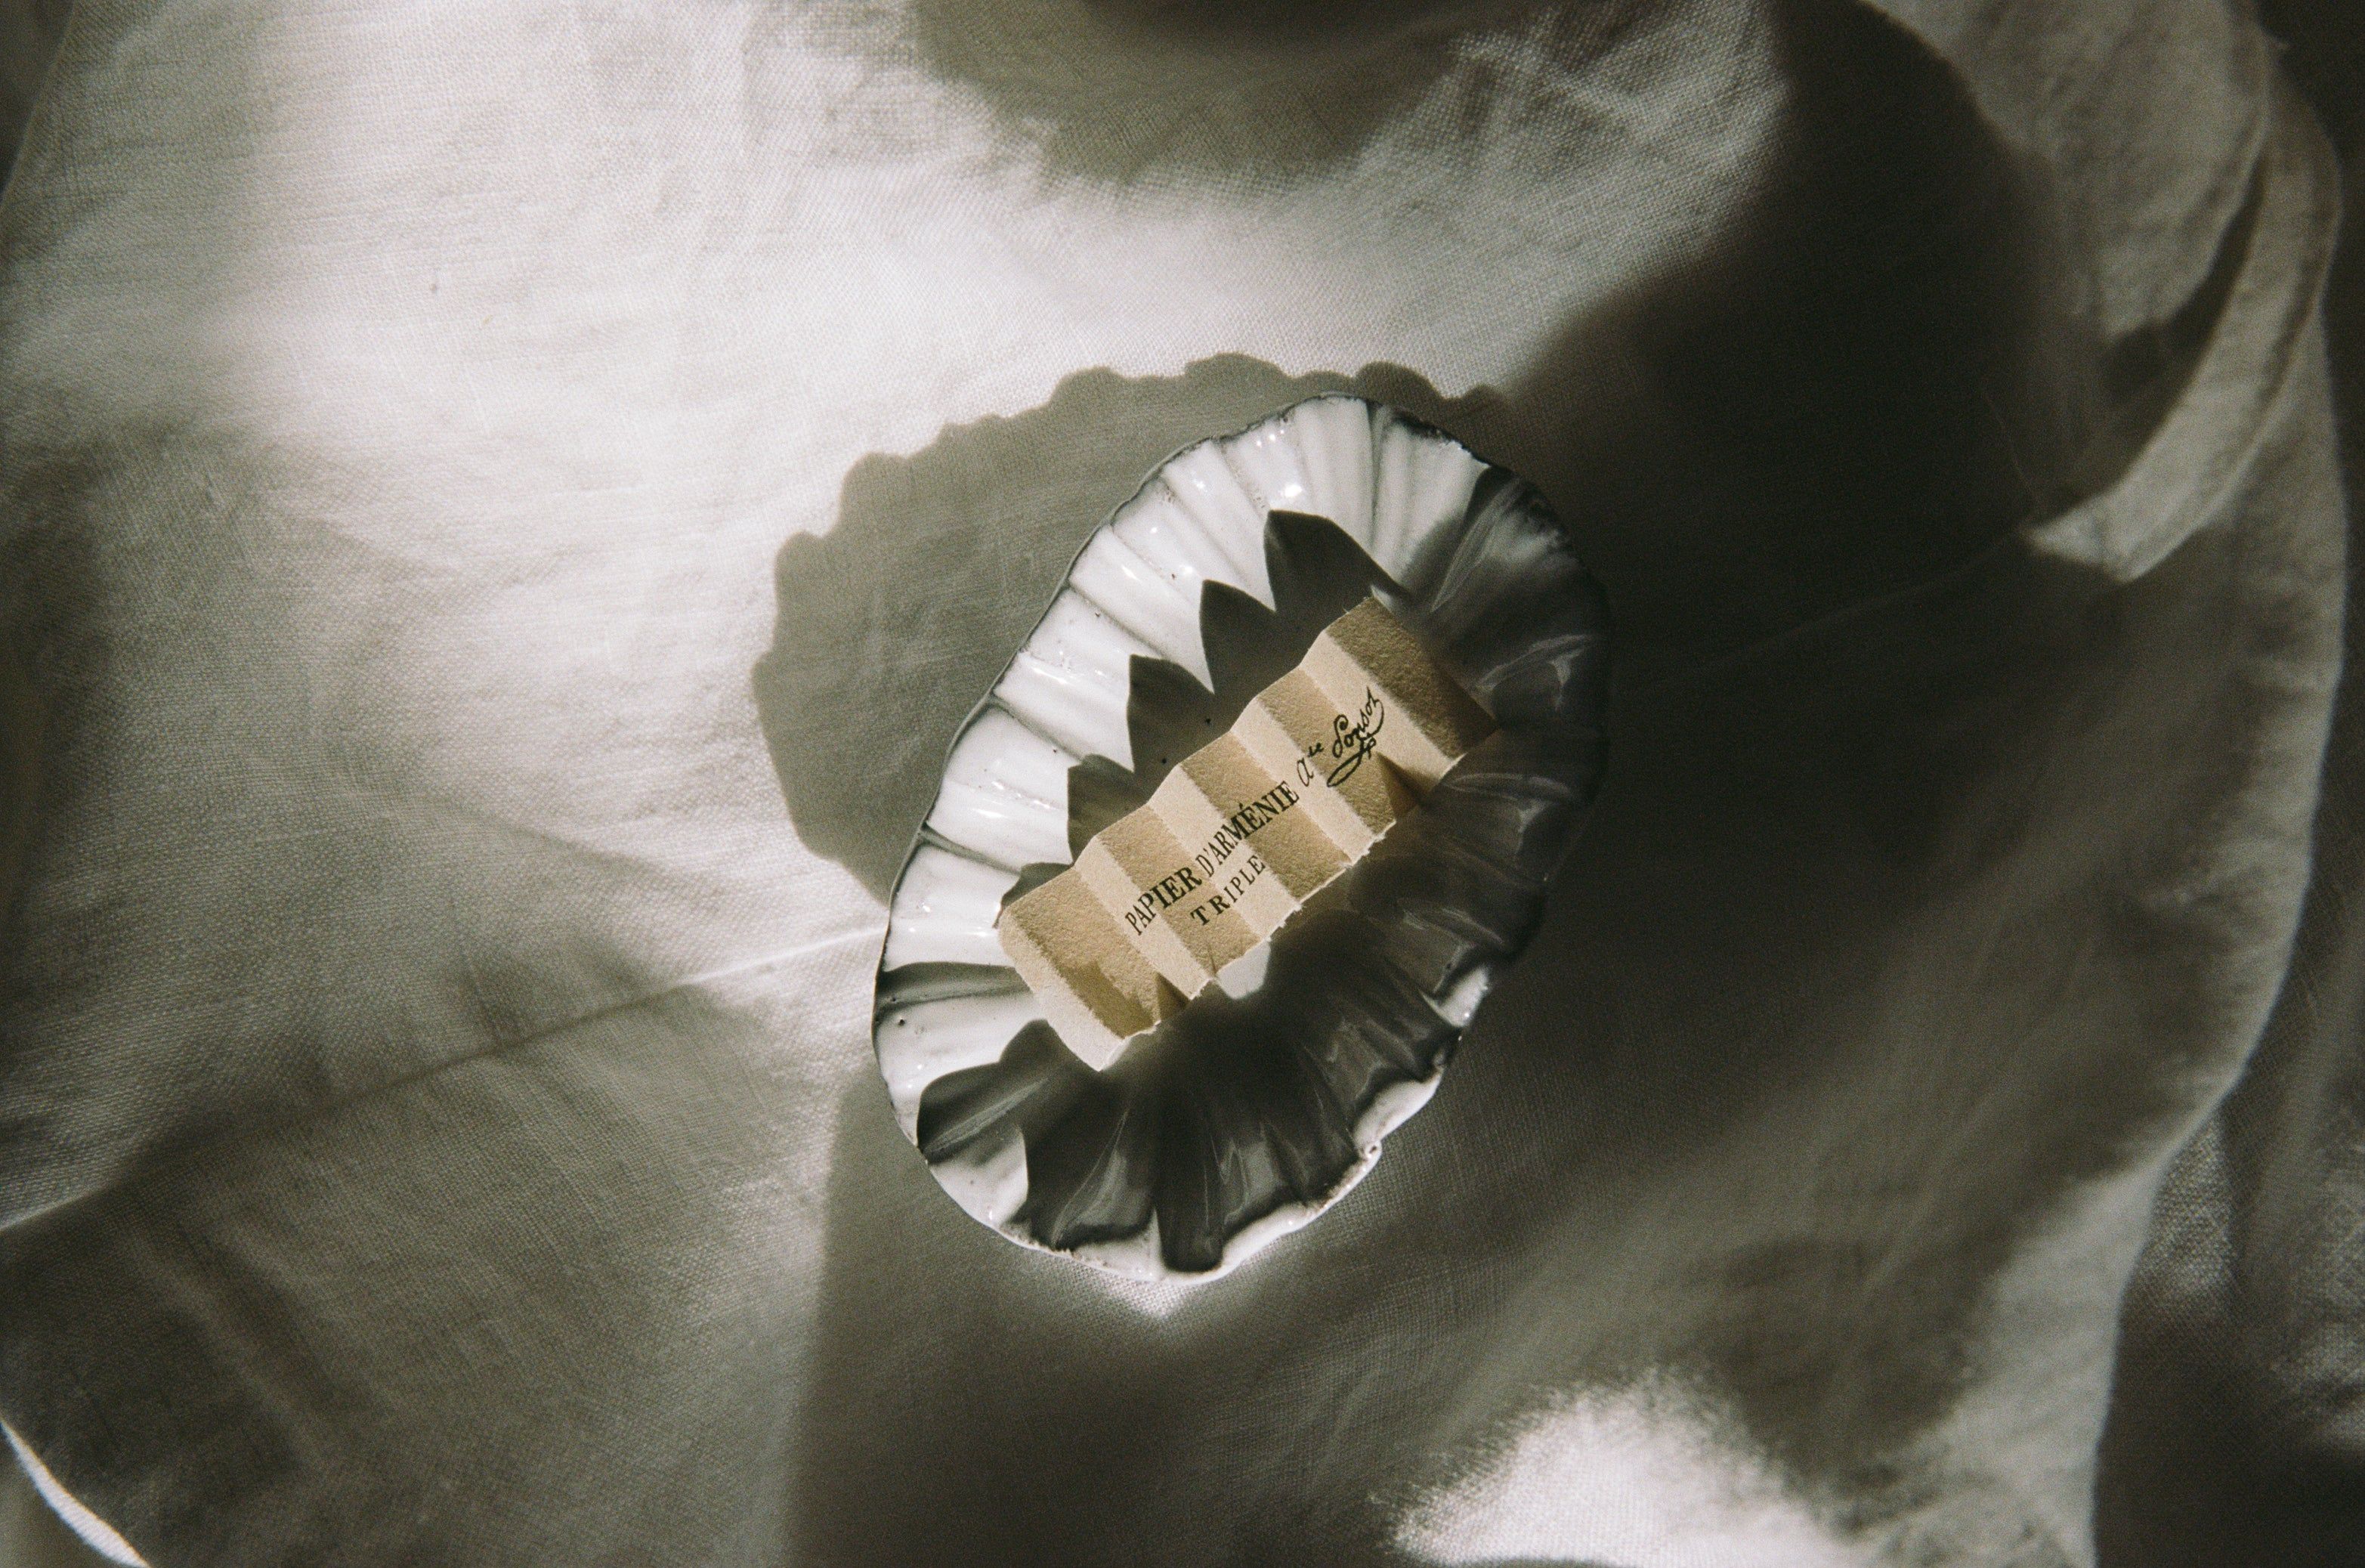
[0,2,2354,1564]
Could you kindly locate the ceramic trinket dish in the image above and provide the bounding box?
[873,395,1609,1279]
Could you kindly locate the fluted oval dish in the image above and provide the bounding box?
[874,395,1609,1279]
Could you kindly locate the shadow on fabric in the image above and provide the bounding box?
[759,0,2301,1560]
[889,0,1562,187]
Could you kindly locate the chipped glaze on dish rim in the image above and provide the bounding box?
[873,394,1608,1281]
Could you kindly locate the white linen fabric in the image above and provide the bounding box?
[0,2,2351,1563]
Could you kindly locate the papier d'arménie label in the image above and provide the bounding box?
[997,596,1493,1069]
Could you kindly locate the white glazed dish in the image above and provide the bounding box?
[873,394,1609,1279]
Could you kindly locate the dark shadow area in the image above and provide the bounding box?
[0,0,70,192]
[2094,1141,2365,1566]
[768,0,2302,1557]
[886,0,1563,187]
